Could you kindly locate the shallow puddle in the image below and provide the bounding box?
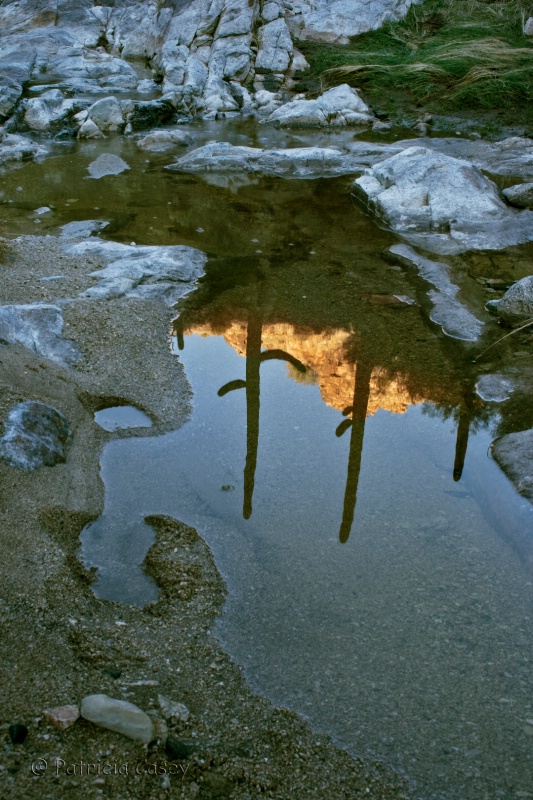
[3,126,533,799]
[94,405,152,432]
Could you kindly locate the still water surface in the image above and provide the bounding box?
[2,126,532,798]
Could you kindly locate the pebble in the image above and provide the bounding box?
[165,737,190,760]
[8,724,28,744]
[158,695,190,723]
[44,704,79,730]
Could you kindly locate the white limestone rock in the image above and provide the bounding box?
[80,694,154,744]
[266,84,374,128]
[353,147,533,254]
[167,140,366,178]
[287,0,422,44]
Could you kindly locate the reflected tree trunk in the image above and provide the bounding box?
[339,361,372,544]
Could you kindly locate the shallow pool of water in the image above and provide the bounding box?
[3,125,532,799]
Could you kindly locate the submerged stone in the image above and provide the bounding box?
[87,153,130,179]
[0,401,72,471]
[386,244,484,341]
[80,694,154,744]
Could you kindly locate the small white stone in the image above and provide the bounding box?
[81,694,154,744]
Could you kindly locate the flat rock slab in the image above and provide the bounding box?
[167,141,365,178]
[64,238,207,305]
[87,153,130,179]
[353,147,533,255]
[0,401,72,471]
[386,244,484,341]
[0,304,80,364]
[492,429,533,503]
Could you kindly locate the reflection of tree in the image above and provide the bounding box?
[217,309,307,520]
[335,359,372,543]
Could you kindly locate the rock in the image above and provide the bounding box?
[59,219,109,239]
[353,147,533,254]
[85,96,124,133]
[158,695,190,723]
[475,374,514,403]
[0,401,72,471]
[287,0,421,44]
[64,238,207,305]
[485,276,533,326]
[44,705,80,730]
[23,88,78,132]
[0,130,47,167]
[385,244,484,341]
[136,129,192,152]
[122,99,177,132]
[167,141,366,179]
[256,18,293,74]
[87,153,130,179]
[502,182,533,209]
[80,694,154,744]
[0,304,80,364]
[165,736,192,760]
[266,84,374,128]
[492,429,533,503]
[77,119,104,139]
[8,724,28,745]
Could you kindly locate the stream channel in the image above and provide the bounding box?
[2,121,533,799]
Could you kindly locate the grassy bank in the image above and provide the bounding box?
[297,0,533,130]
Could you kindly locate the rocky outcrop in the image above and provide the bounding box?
[0,0,416,129]
[63,238,207,305]
[265,84,374,128]
[286,0,422,44]
[166,140,367,178]
[486,276,533,326]
[492,429,533,503]
[352,147,533,255]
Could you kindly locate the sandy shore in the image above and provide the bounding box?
[0,234,412,799]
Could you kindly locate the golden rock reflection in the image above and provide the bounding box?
[174,312,465,543]
[185,321,426,417]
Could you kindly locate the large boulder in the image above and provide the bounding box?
[266,84,374,128]
[486,276,533,326]
[286,0,422,44]
[492,429,533,503]
[353,147,533,254]
[23,88,79,132]
[166,140,367,178]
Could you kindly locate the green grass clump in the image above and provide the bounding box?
[297,0,533,122]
